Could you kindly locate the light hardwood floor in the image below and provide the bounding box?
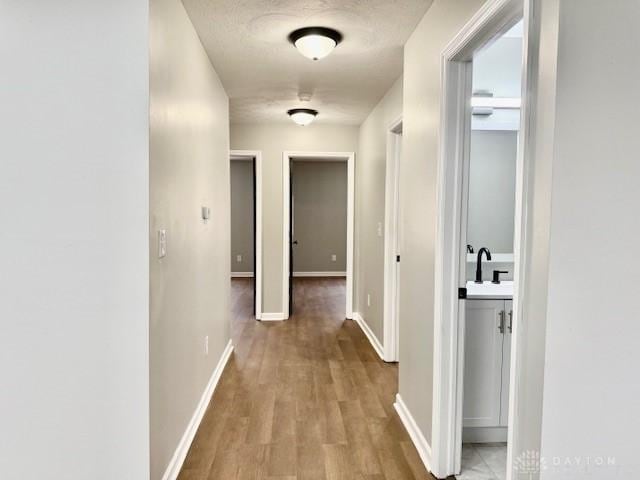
[178,277,434,480]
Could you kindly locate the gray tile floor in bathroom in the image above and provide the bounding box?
[457,443,507,480]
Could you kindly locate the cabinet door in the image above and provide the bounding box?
[463,299,505,428]
[500,300,513,426]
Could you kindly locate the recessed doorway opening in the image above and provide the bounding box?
[431,0,537,478]
[230,150,262,320]
[383,117,403,362]
[282,151,355,320]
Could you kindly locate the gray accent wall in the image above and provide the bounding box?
[292,161,348,273]
[149,0,230,477]
[230,161,254,273]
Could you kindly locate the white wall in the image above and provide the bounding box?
[399,0,487,446]
[537,1,640,477]
[149,0,231,477]
[230,123,358,315]
[356,77,403,343]
[0,1,150,478]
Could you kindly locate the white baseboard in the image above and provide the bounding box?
[394,394,433,474]
[161,339,234,480]
[352,312,385,360]
[292,271,346,277]
[231,272,254,278]
[260,312,286,321]
[463,426,508,443]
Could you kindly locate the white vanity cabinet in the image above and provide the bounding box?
[463,297,513,440]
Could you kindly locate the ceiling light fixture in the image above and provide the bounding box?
[289,27,343,61]
[287,108,318,126]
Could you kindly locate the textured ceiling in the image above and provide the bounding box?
[182,0,434,125]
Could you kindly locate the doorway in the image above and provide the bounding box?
[230,150,262,320]
[383,118,403,362]
[282,151,355,319]
[431,0,534,479]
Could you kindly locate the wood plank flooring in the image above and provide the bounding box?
[178,277,434,480]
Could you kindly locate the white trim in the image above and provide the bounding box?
[394,394,433,473]
[259,312,287,322]
[282,151,355,320]
[231,272,254,278]
[161,339,234,480]
[383,116,403,363]
[431,1,529,479]
[292,271,346,277]
[352,312,384,361]
[231,150,263,320]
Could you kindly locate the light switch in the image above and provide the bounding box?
[201,206,210,222]
[377,222,383,237]
[236,255,242,263]
[158,229,167,258]
[331,254,337,262]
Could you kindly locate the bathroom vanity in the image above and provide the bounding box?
[462,280,513,443]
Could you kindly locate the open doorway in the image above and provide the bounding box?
[230,150,262,321]
[431,1,533,479]
[459,18,523,480]
[282,152,355,320]
[383,118,403,362]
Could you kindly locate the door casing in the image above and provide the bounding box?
[282,151,355,320]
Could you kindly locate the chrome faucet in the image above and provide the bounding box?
[475,247,492,283]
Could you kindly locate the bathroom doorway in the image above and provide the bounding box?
[430,0,537,478]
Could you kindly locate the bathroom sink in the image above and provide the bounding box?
[466,280,514,299]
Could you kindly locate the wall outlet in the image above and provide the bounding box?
[158,229,167,258]
[367,294,371,307]
[331,254,337,262]
[377,222,383,237]
[236,254,242,263]
[204,336,209,355]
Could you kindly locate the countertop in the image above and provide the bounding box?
[466,280,514,299]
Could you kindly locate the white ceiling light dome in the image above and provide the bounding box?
[289,27,343,61]
[287,108,318,126]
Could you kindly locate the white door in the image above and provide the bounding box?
[463,299,505,427]
[500,299,513,426]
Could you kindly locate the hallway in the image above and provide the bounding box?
[178,278,433,479]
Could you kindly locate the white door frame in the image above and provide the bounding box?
[230,150,263,320]
[383,117,403,362]
[282,151,355,320]
[431,0,538,478]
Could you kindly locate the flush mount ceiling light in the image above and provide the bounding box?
[288,27,343,61]
[287,108,318,126]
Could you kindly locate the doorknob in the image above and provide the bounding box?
[292,240,298,245]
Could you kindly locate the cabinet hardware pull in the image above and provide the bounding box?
[508,310,513,334]
[498,310,505,334]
